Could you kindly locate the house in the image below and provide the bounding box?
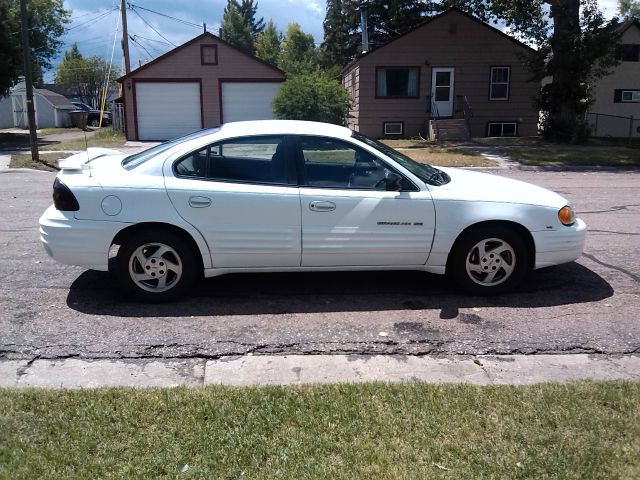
[588,20,640,139]
[117,32,285,141]
[342,8,539,139]
[0,81,76,129]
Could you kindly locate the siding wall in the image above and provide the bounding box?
[345,10,539,138]
[590,24,640,137]
[122,35,284,140]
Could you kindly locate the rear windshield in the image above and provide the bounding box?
[122,128,220,170]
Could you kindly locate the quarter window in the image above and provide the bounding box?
[174,136,290,184]
[376,67,419,97]
[489,66,510,100]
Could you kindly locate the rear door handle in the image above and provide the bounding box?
[188,196,212,208]
[309,200,336,212]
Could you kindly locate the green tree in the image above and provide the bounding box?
[320,0,359,67]
[272,73,350,125]
[0,0,69,95]
[234,0,264,37]
[219,0,254,53]
[255,20,280,65]
[55,44,120,108]
[618,0,640,18]
[278,23,317,75]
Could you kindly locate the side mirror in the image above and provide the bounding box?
[384,171,403,191]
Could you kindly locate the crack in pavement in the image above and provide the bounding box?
[582,252,640,283]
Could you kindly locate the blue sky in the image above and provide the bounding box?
[47,0,620,82]
[47,0,326,81]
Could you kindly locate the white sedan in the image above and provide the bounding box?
[39,120,586,302]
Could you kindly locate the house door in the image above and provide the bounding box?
[431,68,455,117]
[12,94,27,128]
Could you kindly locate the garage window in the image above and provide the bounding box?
[201,45,218,65]
[174,136,291,184]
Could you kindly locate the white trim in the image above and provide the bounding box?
[384,122,403,135]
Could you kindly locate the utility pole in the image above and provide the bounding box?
[121,0,131,75]
[19,0,39,162]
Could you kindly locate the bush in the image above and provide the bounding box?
[272,74,350,125]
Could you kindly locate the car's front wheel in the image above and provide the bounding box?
[449,226,529,295]
[114,229,198,302]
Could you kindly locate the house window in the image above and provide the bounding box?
[201,45,218,65]
[376,67,419,98]
[384,122,403,135]
[615,44,640,62]
[487,122,517,137]
[614,89,640,103]
[489,66,510,100]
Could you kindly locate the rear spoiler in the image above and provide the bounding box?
[58,148,124,172]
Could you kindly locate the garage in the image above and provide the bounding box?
[135,81,202,141]
[221,82,282,123]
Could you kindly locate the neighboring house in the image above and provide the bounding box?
[588,20,640,138]
[342,8,539,139]
[117,32,285,141]
[0,81,76,129]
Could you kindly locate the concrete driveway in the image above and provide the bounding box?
[0,168,638,361]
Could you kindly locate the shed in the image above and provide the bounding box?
[0,82,77,129]
[117,32,286,141]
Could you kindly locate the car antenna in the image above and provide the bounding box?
[84,125,92,177]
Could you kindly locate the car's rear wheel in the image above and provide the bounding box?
[89,119,99,127]
[449,225,529,295]
[114,229,198,302]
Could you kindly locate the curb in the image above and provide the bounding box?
[1,354,638,389]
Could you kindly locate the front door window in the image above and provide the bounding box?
[431,68,455,117]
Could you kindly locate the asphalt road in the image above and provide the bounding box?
[1,167,638,360]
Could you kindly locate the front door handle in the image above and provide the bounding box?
[188,196,212,208]
[309,200,336,212]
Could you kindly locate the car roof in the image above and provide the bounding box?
[219,120,353,140]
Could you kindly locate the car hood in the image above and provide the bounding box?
[434,167,568,208]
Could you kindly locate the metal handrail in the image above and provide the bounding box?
[429,96,440,140]
[462,95,473,136]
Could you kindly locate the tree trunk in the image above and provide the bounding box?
[549,0,581,123]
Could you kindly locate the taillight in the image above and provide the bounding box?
[53,178,79,211]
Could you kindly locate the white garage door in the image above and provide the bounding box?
[221,82,281,123]
[136,82,202,141]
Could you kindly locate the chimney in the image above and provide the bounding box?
[359,2,369,53]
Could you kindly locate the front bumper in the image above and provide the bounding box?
[532,218,587,269]
[39,205,128,271]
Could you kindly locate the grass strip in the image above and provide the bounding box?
[40,128,126,152]
[1,380,638,479]
[9,153,64,171]
[507,147,640,166]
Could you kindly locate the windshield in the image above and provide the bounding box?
[122,128,220,170]
[352,132,450,186]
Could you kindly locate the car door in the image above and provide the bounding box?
[164,135,301,268]
[296,136,435,267]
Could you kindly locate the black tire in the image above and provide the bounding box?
[449,225,529,295]
[114,229,199,302]
[89,119,99,127]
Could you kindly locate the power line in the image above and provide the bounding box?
[130,32,174,46]
[130,7,176,46]
[129,35,155,59]
[127,2,202,29]
[67,9,116,31]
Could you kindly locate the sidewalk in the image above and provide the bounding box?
[2,354,638,388]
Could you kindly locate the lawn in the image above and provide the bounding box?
[1,380,638,479]
[398,147,496,167]
[40,128,126,152]
[9,153,63,171]
[505,146,640,167]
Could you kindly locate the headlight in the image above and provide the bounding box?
[558,205,576,226]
